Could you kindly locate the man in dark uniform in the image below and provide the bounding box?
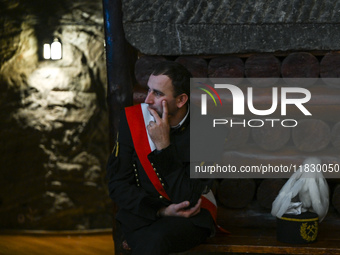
[107,61,215,255]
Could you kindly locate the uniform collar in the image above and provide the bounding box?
[171,106,190,130]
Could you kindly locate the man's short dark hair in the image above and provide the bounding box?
[152,61,192,99]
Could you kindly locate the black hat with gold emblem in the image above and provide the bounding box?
[276,211,318,244]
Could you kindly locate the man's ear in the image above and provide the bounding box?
[176,93,188,108]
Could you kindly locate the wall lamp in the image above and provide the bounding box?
[43,38,62,60]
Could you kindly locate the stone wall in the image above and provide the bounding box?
[122,0,340,55]
[0,0,112,230]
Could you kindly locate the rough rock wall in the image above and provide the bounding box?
[0,0,112,230]
[122,0,340,55]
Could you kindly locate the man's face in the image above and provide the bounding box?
[145,74,179,118]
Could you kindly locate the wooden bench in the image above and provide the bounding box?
[191,225,340,254]
[185,205,340,255]
[115,220,340,255]
[114,204,340,255]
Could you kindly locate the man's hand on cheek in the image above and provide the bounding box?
[147,100,170,151]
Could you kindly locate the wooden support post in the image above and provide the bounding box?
[208,56,244,80]
[102,0,137,149]
[292,119,331,152]
[245,54,281,87]
[135,56,166,89]
[331,122,340,151]
[281,52,319,87]
[251,122,291,151]
[320,52,340,87]
[102,1,137,254]
[224,118,250,150]
[175,56,208,77]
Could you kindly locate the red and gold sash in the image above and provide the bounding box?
[125,104,170,200]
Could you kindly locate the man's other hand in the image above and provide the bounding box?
[158,199,202,218]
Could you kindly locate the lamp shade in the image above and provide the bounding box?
[51,38,62,60]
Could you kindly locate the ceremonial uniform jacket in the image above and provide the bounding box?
[107,105,214,233]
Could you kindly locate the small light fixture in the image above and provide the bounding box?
[43,38,62,60]
[43,43,51,59]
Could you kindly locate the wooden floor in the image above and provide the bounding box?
[0,230,115,255]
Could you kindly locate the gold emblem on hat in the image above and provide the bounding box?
[300,222,318,242]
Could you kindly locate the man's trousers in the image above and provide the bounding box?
[122,216,211,255]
